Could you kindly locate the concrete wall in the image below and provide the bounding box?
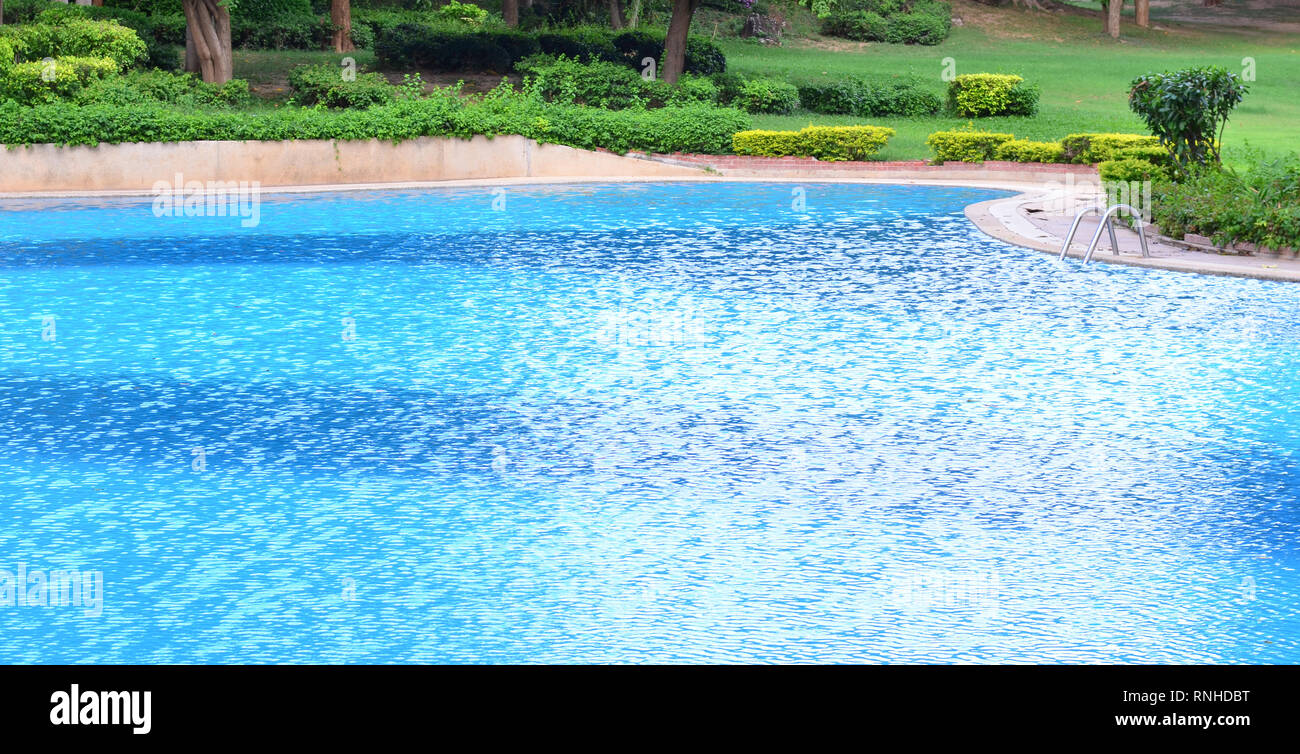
[0,135,705,193]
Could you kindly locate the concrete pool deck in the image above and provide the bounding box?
[3,135,1296,283]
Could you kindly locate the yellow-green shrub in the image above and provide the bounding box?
[1060,133,1160,164]
[732,125,895,161]
[1098,158,1169,184]
[993,139,1065,163]
[3,19,145,71]
[0,56,118,104]
[926,129,1014,163]
[946,74,1038,117]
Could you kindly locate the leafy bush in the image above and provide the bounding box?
[993,139,1064,163]
[435,1,491,25]
[289,63,397,109]
[236,0,313,24]
[946,74,1038,117]
[0,83,751,155]
[517,55,647,109]
[796,77,942,117]
[1098,158,1168,184]
[1151,157,1300,251]
[822,0,952,45]
[74,69,250,108]
[0,56,118,105]
[373,25,726,76]
[735,78,800,114]
[647,75,719,107]
[1129,66,1248,170]
[1,19,146,70]
[926,129,1015,163]
[1059,133,1160,164]
[732,125,895,161]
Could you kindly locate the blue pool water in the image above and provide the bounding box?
[0,181,1298,664]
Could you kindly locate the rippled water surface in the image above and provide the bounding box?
[1,181,1298,663]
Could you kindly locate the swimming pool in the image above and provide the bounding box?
[1,181,1297,663]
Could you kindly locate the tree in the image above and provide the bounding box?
[332,0,354,53]
[182,0,233,84]
[1129,66,1248,170]
[609,0,626,30]
[1104,0,1121,38]
[1135,0,1149,27]
[661,0,699,84]
[503,0,518,27]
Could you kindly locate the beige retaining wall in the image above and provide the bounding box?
[0,135,705,193]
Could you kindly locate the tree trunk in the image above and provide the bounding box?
[1105,0,1121,38]
[1135,0,1149,27]
[1,1,5,26]
[332,0,354,53]
[661,0,698,84]
[182,0,232,84]
[503,0,519,27]
[609,0,626,29]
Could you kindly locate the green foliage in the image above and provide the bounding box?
[374,25,726,76]
[993,139,1064,163]
[0,83,752,155]
[1059,132,1160,163]
[3,19,147,70]
[73,69,251,108]
[925,129,1014,163]
[289,63,398,109]
[1129,66,1248,170]
[648,75,719,108]
[1152,157,1300,251]
[434,1,491,25]
[235,0,314,24]
[735,78,800,115]
[0,56,119,105]
[946,74,1038,117]
[517,55,648,110]
[732,125,895,161]
[796,77,942,117]
[821,0,952,46]
[1098,158,1168,184]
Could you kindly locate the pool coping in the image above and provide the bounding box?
[7,169,1299,283]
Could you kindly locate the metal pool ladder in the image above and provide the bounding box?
[1058,204,1151,264]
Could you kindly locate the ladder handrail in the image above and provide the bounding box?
[1058,203,1152,263]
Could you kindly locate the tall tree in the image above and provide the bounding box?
[1,1,5,26]
[182,0,233,84]
[332,0,354,53]
[1135,0,1149,26]
[661,0,699,84]
[503,0,519,27]
[609,0,626,29]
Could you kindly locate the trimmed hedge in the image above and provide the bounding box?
[374,24,726,76]
[993,139,1064,163]
[1060,133,1162,164]
[732,125,895,161]
[1098,158,1168,184]
[946,74,1039,117]
[926,130,1014,163]
[796,77,942,117]
[0,56,118,105]
[0,83,751,155]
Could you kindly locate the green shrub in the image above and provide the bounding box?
[822,0,952,45]
[1098,158,1168,184]
[1059,133,1160,164]
[0,56,118,105]
[1114,145,1172,167]
[74,69,250,108]
[646,74,719,107]
[946,74,1038,117]
[288,63,397,109]
[0,38,16,71]
[1129,66,1248,170]
[235,0,313,24]
[1151,157,1300,250]
[0,83,752,155]
[732,125,895,161]
[435,1,491,25]
[517,55,647,109]
[993,139,1065,163]
[4,19,146,70]
[796,77,942,117]
[736,78,800,114]
[926,129,1015,163]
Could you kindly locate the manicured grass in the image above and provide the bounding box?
[721,7,1300,164]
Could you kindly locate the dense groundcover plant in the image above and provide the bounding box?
[1152,155,1300,252]
[1129,66,1248,171]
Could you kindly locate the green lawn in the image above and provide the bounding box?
[720,8,1300,164]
